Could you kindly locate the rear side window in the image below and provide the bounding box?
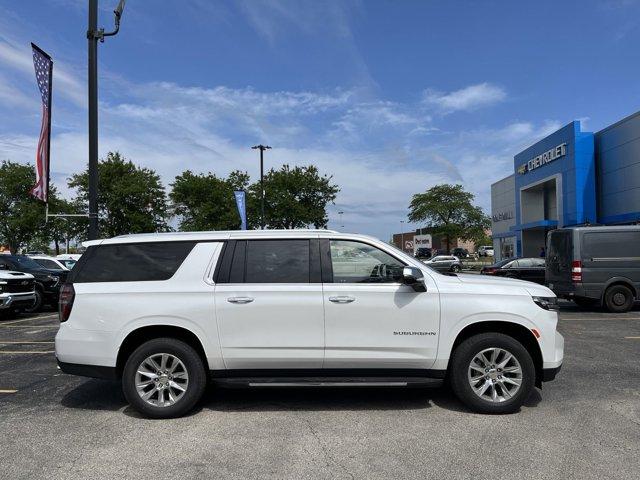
[72,242,196,283]
[246,240,310,283]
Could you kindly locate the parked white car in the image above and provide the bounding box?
[55,230,563,418]
[29,255,70,271]
[478,245,495,257]
[0,270,36,317]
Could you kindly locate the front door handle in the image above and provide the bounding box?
[329,295,356,304]
[227,296,254,304]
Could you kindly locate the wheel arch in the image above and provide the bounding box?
[601,277,637,300]
[449,321,544,388]
[116,325,209,378]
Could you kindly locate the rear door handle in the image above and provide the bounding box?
[329,295,356,304]
[227,296,254,304]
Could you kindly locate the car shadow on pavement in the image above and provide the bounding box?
[61,379,543,418]
[61,379,126,412]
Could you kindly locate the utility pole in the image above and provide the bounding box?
[87,0,126,239]
[400,220,405,252]
[338,211,344,229]
[251,144,271,229]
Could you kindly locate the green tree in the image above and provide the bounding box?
[170,170,250,231]
[39,197,86,254]
[249,164,339,229]
[68,152,170,237]
[0,160,46,253]
[408,184,490,254]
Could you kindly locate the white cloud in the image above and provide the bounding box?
[423,82,507,113]
[0,39,85,107]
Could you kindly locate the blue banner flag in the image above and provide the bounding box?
[234,191,247,230]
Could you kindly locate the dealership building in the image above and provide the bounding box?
[491,111,640,261]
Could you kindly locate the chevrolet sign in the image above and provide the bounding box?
[518,143,566,175]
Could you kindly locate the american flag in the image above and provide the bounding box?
[30,43,53,203]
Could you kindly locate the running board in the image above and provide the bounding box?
[212,377,444,388]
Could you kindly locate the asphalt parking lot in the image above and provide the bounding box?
[1,304,639,480]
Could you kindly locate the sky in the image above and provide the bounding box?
[1,0,640,240]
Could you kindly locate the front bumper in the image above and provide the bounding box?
[0,292,36,310]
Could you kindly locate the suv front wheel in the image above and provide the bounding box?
[122,338,207,418]
[449,333,535,414]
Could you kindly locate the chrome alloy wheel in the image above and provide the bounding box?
[135,353,189,407]
[467,347,522,403]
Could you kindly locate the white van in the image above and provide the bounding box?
[55,230,563,418]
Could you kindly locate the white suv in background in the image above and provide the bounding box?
[55,230,563,418]
[478,245,495,257]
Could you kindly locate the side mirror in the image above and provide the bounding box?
[402,266,427,292]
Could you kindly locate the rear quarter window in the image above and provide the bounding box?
[71,242,196,283]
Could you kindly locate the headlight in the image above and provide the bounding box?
[532,296,559,310]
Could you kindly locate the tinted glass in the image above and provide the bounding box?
[518,258,534,267]
[582,231,640,258]
[72,242,196,283]
[9,256,44,270]
[532,258,546,267]
[245,240,310,283]
[330,240,404,283]
[36,259,63,270]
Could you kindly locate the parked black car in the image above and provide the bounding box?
[452,247,470,259]
[481,257,546,284]
[0,255,67,312]
[414,247,432,259]
[547,225,640,312]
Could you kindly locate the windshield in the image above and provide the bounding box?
[11,256,46,270]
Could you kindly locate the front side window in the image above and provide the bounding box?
[245,240,310,283]
[330,240,404,283]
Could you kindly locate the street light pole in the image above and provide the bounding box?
[400,220,405,252]
[252,144,271,229]
[87,0,126,240]
[338,211,344,229]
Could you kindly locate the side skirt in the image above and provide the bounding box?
[209,369,446,388]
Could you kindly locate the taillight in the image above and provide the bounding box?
[571,260,582,283]
[59,283,75,322]
[482,268,497,275]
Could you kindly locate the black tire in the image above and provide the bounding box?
[451,264,461,273]
[449,333,535,414]
[122,337,207,419]
[603,285,634,313]
[24,287,43,314]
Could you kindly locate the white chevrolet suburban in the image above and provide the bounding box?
[55,230,563,418]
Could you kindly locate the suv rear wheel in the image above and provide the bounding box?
[122,338,207,418]
[449,333,535,414]
[603,284,634,313]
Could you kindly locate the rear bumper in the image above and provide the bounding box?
[57,359,118,380]
[549,282,602,301]
[542,365,562,382]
